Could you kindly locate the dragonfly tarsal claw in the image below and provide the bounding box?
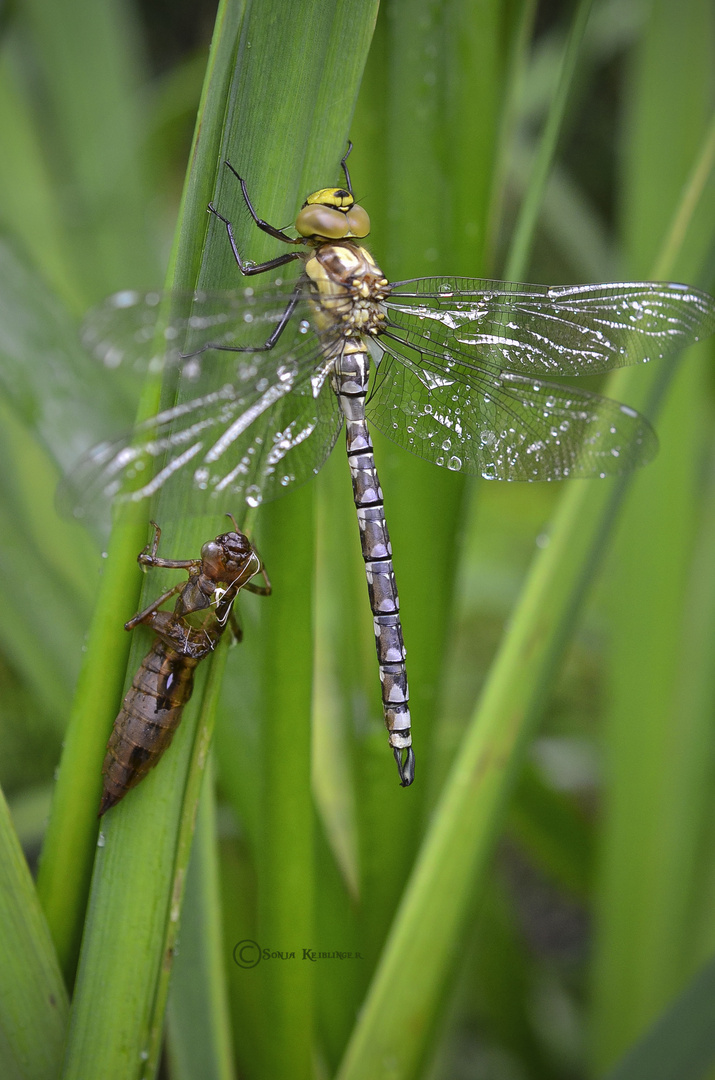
[394,746,415,787]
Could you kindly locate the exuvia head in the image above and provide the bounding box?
[201,516,254,583]
[295,187,370,241]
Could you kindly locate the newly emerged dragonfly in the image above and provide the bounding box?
[75,145,715,789]
[99,519,270,815]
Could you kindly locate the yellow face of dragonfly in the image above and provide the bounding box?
[295,186,370,240]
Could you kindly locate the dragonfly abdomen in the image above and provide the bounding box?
[334,344,414,786]
[99,640,202,815]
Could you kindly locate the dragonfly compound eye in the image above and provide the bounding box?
[296,202,370,239]
[296,188,370,239]
[296,203,351,239]
[344,204,370,238]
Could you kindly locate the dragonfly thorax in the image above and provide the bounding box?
[305,241,389,337]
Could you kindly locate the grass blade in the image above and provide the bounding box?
[590,0,715,1065]
[60,3,379,1078]
[604,953,715,1080]
[0,784,68,1080]
[166,761,235,1080]
[504,0,594,281]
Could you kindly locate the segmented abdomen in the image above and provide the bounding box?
[99,641,200,816]
[332,340,414,785]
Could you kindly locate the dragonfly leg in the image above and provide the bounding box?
[209,202,299,276]
[137,523,203,573]
[244,562,272,596]
[144,520,161,558]
[181,283,302,357]
[222,160,302,245]
[125,583,185,630]
[139,553,202,571]
[227,607,243,644]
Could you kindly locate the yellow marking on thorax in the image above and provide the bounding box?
[304,241,389,336]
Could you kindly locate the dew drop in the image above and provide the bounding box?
[113,289,140,308]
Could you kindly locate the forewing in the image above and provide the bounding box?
[61,321,343,519]
[387,278,715,376]
[367,340,657,480]
[80,279,318,376]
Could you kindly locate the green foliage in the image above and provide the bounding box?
[0,0,714,1078]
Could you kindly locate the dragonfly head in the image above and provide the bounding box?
[296,187,370,240]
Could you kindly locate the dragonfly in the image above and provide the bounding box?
[99,518,270,815]
[74,145,715,789]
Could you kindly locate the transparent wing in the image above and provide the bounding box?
[387,278,715,375]
[71,273,713,514]
[367,340,657,480]
[80,279,320,375]
[62,313,343,519]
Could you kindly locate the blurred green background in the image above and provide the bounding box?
[1,0,715,1078]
